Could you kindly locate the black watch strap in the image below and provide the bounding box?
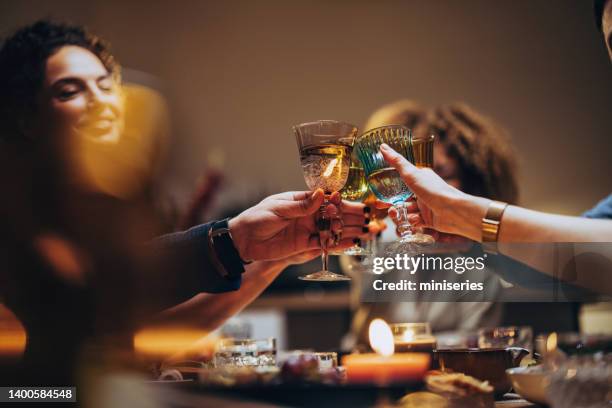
[208,218,247,279]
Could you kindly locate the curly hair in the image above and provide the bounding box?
[365,100,520,204]
[0,20,119,144]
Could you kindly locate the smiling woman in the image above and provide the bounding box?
[0,20,170,199]
[43,45,124,144]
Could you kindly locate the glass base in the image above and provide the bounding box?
[385,233,435,256]
[343,246,372,256]
[298,271,352,281]
[400,232,435,245]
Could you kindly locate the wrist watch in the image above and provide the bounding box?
[208,218,250,279]
[481,200,508,254]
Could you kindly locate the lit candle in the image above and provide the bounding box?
[341,319,430,385]
[391,323,437,354]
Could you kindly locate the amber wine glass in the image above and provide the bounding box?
[339,155,370,256]
[408,133,436,244]
[294,120,358,281]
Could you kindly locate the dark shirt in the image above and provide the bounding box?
[582,194,612,220]
[152,222,242,295]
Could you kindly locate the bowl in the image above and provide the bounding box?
[506,366,550,405]
[434,347,529,395]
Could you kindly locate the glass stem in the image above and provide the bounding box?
[318,196,331,272]
[394,201,415,239]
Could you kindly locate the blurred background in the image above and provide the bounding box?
[2,0,610,216]
[1,0,612,354]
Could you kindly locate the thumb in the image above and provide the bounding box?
[277,189,324,218]
[380,143,418,187]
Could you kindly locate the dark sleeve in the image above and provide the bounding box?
[149,222,241,299]
[582,194,612,219]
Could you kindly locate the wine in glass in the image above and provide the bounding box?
[294,120,358,281]
[339,155,370,256]
[355,125,433,256]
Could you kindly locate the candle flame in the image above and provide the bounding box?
[546,332,558,353]
[369,319,394,357]
[322,158,338,178]
[401,328,415,342]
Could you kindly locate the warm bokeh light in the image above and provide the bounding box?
[0,305,26,358]
[369,318,394,357]
[547,332,558,353]
[401,328,416,343]
[133,327,215,360]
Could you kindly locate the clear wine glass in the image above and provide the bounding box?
[355,125,433,256]
[294,120,358,281]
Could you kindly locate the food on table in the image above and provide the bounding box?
[398,391,448,408]
[199,366,280,387]
[280,353,320,383]
[426,371,493,397]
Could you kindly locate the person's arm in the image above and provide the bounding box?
[147,251,320,330]
[144,190,379,319]
[379,143,612,295]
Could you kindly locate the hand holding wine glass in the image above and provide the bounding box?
[294,120,358,281]
[229,190,368,262]
[355,125,434,255]
[378,142,485,241]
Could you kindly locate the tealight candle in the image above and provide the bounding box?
[341,319,430,385]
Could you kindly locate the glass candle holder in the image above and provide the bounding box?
[213,338,258,368]
[390,323,437,353]
[478,326,533,351]
[254,338,277,367]
[314,352,338,370]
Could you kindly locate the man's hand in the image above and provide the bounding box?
[228,189,377,262]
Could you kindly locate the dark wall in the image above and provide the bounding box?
[2,0,611,215]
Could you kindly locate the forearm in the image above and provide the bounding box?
[455,195,612,294]
[453,194,612,243]
[149,259,288,331]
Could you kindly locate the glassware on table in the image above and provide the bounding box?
[213,337,278,368]
[355,125,431,255]
[254,338,277,367]
[478,326,533,351]
[314,352,338,369]
[390,322,437,353]
[214,338,258,368]
[294,120,358,281]
[339,155,370,256]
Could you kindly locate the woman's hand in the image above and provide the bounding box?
[379,143,490,242]
[228,189,380,262]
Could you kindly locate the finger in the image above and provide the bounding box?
[388,206,398,222]
[342,200,366,215]
[342,225,378,238]
[375,200,392,210]
[329,191,341,205]
[274,189,325,218]
[408,213,424,226]
[379,143,419,186]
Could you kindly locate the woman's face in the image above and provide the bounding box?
[40,45,124,144]
[433,142,462,189]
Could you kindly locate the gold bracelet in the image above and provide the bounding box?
[482,200,508,254]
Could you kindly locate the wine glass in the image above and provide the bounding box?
[294,120,358,281]
[339,155,370,256]
[355,125,433,256]
[408,133,436,244]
